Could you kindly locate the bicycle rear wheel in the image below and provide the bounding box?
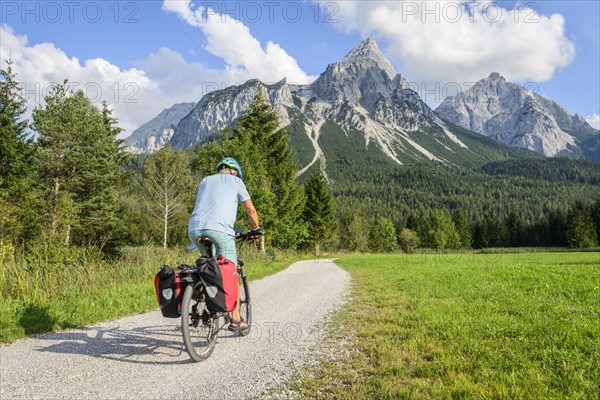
[238,275,252,336]
[181,282,220,362]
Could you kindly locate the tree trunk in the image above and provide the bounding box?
[163,217,168,249]
[260,235,265,254]
[163,204,168,249]
[315,242,320,257]
[51,177,60,235]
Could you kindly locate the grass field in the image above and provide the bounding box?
[0,244,297,343]
[295,252,600,399]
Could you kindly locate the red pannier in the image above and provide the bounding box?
[198,256,239,312]
[154,266,187,318]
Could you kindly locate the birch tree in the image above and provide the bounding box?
[142,145,193,248]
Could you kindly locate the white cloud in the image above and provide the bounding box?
[1,15,314,137]
[0,25,155,132]
[162,0,316,85]
[313,0,575,85]
[586,114,600,130]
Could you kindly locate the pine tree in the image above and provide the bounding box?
[369,217,398,252]
[424,210,461,250]
[548,208,568,247]
[33,82,82,243]
[339,210,370,252]
[234,90,305,248]
[485,215,507,248]
[505,210,525,247]
[418,218,435,249]
[302,167,336,255]
[405,214,418,231]
[75,101,127,249]
[472,219,489,249]
[142,145,194,249]
[452,208,472,248]
[32,82,127,249]
[591,197,600,243]
[0,57,36,242]
[566,200,598,248]
[82,101,129,252]
[529,216,549,247]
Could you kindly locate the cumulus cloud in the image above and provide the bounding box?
[1,26,130,134]
[162,0,316,85]
[313,0,575,85]
[0,24,216,135]
[586,114,600,130]
[1,14,314,136]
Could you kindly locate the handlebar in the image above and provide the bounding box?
[236,227,264,242]
[187,227,263,251]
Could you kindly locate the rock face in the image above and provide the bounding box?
[126,102,195,153]
[435,73,599,157]
[171,80,295,149]
[310,37,406,108]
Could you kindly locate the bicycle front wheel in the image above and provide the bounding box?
[181,282,220,362]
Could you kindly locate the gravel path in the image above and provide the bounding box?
[0,259,350,400]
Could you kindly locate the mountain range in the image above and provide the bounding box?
[126,38,599,169]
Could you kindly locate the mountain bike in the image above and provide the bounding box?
[180,229,260,362]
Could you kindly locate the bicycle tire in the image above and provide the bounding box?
[181,282,220,362]
[238,275,252,336]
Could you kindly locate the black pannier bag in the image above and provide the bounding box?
[154,265,187,318]
[197,256,238,313]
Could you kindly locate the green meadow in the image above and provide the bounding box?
[297,252,600,399]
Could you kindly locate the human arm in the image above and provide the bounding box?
[242,199,259,230]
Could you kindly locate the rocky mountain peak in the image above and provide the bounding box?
[435,73,599,157]
[339,37,397,80]
[310,37,406,110]
[126,102,195,154]
[488,72,505,82]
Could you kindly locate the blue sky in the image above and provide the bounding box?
[1,1,598,134]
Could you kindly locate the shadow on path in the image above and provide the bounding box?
[32,324,193,365]
[31,321,243,365]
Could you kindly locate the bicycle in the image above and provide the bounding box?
[179,229,261,362]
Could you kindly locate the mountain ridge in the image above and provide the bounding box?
[166,38,487,171]
[125,39,598,167]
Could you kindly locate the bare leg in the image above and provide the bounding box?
[232,288,241,321]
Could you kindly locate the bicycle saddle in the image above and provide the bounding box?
[197,236,214,246]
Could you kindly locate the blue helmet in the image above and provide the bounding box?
[216,157,243,180]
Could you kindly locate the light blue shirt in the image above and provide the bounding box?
[188,173,251,236]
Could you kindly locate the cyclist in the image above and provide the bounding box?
[188,157,263,331]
